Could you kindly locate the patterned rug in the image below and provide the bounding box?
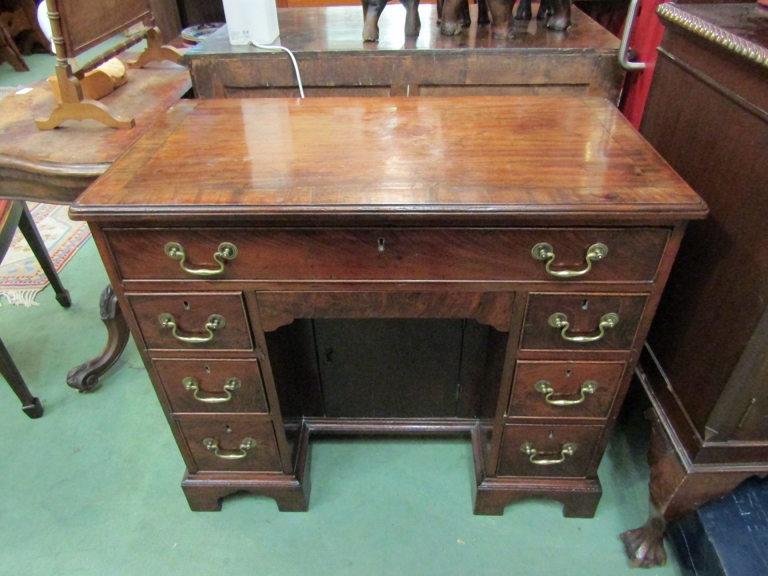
[0,203,91,307]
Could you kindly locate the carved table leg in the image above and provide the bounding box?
[67,285,129,392]
[620,408,760,568]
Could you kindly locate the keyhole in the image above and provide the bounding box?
[325,348,334,363]
[377,237,386,252]
[566,370,572,378]
[581,299,589,310]
[204,365,211,374]
[225,425,232,433]
[548,430,554,439]
[183,301,191,310]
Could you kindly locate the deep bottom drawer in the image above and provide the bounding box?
[497,424,602,478]
[177,418,282,472]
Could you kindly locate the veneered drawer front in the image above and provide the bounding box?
[177,418,282,473]
[521,293,648,351]
[154,359,269,414]
[128,293,253,351]
[508,361,626,419]
[498,424,602,478]
[105,228,668,282]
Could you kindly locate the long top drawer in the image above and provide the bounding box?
[105,227,669,283]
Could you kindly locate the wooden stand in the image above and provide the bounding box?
[35,0,182,130]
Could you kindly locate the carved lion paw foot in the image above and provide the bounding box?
[620,523,668,568]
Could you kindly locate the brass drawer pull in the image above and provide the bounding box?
[534,380,598,406]
[521,442,577,465]
[165,242,238,276]
[158,313,226,343]
[548,312,619,343]
[203,437,255,459]
[183,377,242,403]
[532,242,608,278]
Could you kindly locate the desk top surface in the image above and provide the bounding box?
[183,4,619,60]
[72,96,706,224]
[0,59,190,199]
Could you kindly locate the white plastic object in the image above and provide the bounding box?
[248,0,280,44]
[223,0,280,46]
[222,0,252,45]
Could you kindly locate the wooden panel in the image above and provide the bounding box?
[54,0,150,57]
[256,291,514,332]
[177,417,282,472]
[497,423,602,477]
[128,292,253,351]
[154,358,269,413]
[508,361,626,419]
[641,45,768,442]
[521,293,648,352]
[105,227,670,283]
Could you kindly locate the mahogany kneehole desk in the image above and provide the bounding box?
[71,96,707,514]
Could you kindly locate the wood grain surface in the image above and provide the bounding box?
[72,96,707,222]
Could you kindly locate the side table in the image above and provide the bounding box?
[0,58,190,391]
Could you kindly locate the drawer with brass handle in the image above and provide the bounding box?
[508,361,626,419]
[497,424,602,478]
[105,227,669,283]
[521,293,648,351]
[154,359,269,414]
[127,293,253,351]
[177,418,282,473]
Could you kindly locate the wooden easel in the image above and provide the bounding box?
[35,0,182,130]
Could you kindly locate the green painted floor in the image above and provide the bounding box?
[1,54,682,576]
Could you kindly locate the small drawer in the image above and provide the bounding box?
[128,292,253,351]
[154,359,269,414]
[497,424,602,478]
[508,361,626,419]
[521,293,648,351]
[105,227,668,282]
[177,418,282,472]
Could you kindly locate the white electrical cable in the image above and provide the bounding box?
[251,42,305,98]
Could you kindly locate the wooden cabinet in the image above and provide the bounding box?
[71,96,705,515]
[619,2,768,568]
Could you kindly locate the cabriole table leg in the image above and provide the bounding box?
[66,285,129,392]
